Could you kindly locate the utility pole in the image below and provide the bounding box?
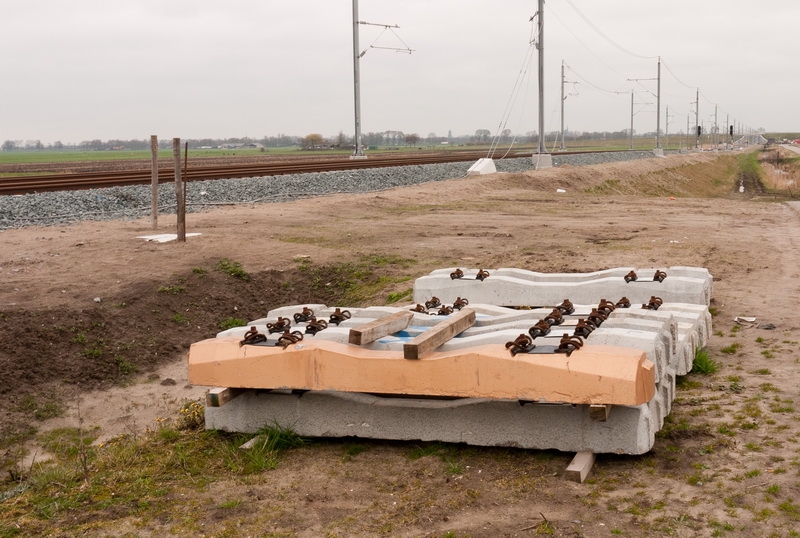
[537,0,547,156]
[630,91,634,150]
[726,113,730,148]
[530,0,551,168]
[686,115,690,150]
[694,88,700,149]
[351,0,365,159]
[350,1,412,160]
[559,60,576,151]
[714,104,718,150]
[655,57,661,150]
[560,60,565,151]
[627,57,660,152]
[665,105,671,149]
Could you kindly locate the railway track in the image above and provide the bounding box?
[0,150,611,195]
[0,151,508,195]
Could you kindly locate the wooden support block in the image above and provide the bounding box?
[348,311,414,345]
[206,387,245,407]
[589,404,611,422]
[565,451,596,483]
[403,308,476,360]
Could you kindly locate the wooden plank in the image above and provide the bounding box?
[348,311,414,345]
[565,451,596,483]
[403,308,476,360]
[589,404,611,422]
[206,387,245,407]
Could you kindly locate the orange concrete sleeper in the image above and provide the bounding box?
[188,338,656,406]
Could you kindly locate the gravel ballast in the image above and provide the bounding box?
[0,151,666,230]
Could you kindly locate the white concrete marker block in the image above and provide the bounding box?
[466,158,497,176]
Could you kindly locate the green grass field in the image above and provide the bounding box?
[2,132,775,167]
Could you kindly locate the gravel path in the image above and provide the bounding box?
[0,151,665,229]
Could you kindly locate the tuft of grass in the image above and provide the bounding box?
[445,459,466,475]
[386,288,412,304]
[295,256,416,305]
[721,343,741,355]
[217,259,249,281]
[115,355,137,375]
[16,394,65,421]
[157,285,186,294]
[171,312,188,324]
[342,443,369,462]
[692,348,719,375]
[191,267,207,275]
[218,317,246,331]
[255,423,305,452]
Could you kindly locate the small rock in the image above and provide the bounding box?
[93,297,101,303]
[160,378,177,386]
[148,373,160,381]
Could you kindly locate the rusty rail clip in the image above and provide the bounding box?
[616,296,631,308]
[587,308,607,327]
[573,318,596,338]
[452,297,469,310]
[410,304,428,313]
[475,269,490,281]
[305,319,328,335]
[240,326,268,346]
[624,270,638,283]
[293,307,315,323]
[425,297,441,309]
[276,329,304,348]
[437,305,454,316]
[597,298,616,316]
[557,299,575,315]
[450,268,464,280]
[556,334,584,356]
[328,308,352,325]
[267,317,291,334]
[505,333,535,356]
[642,296,663,310]
[544,308,564,326]
[653,270,667,282]
[528,319,552,339]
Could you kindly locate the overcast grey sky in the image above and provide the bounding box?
[1,1,797,144]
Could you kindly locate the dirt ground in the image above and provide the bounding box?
[2,149,800,537]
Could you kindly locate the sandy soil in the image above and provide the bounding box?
[2,149,800,537]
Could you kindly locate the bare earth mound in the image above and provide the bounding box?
[2,150,800,537]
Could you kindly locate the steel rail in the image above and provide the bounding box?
[0,150,623,196]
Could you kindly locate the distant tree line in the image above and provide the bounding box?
[3,127,701,153]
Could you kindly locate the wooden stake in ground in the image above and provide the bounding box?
[172,138,186,242]
[150,135,158,229]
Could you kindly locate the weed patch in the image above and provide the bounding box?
[218,317,246,331]
[692,348,719,374]
[217,259,249,281]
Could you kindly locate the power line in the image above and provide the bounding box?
[565,64,626,96]
[660,59,694,89]
[546,3,630,80]
[562,0,657,60]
